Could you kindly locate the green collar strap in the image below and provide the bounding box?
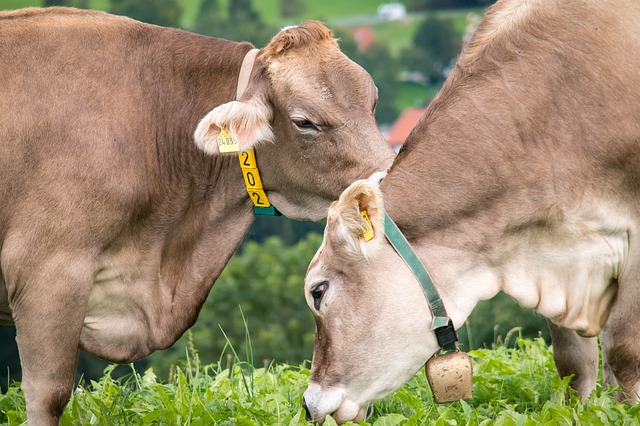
[383,213,457,352]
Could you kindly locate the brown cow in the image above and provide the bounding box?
[0,7,394,425]
[302,0,640,422]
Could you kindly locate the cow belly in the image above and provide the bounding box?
[80,269,160,363]
[501,204,630,336]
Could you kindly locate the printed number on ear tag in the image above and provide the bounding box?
[360,210,375,242]
[217,125,240,153]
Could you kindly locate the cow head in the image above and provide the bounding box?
[301,179,441,423]
[194,21,395,220]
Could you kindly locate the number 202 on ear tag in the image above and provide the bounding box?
[360,210,375,242]
[217,125,240,153]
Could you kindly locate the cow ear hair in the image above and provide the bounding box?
[328,179,384,258]
[193,96,274,155]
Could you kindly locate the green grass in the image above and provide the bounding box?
[1,0,40,9]
[2,337,639,425]
[395,81,437,111]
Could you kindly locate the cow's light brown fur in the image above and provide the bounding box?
[0,8,394,424]
[303,0,640,423]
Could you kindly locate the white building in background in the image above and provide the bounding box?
[376,3,407,21]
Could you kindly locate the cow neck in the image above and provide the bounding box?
[382,213,458,352]
[382,212,473,403]
[234,48,281,216]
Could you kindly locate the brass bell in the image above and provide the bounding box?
[425,351,473,403]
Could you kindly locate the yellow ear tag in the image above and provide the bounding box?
[217,124,240,153]
[360,210,375,242]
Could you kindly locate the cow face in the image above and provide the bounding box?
[194,22,395,220]
[301,179,439,424]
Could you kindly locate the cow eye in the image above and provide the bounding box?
[293,118,319,132]
[311,281,328,311]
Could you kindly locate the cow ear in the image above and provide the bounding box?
[328,179,385,258]
[193,96,275,155]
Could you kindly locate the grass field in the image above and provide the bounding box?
[1,337,639,425]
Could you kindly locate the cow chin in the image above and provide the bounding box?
[267,192,330,221]
[303,383,371,425]
[333,401,368,424]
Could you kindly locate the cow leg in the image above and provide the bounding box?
[7,252,93,425]
[599,334,618,390]
[600,313,640,402]
[595,251,640,403]
[547,320,599,398]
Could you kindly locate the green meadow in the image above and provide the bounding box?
[1,337,638,425]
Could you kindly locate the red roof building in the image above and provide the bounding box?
[351,27,374,51]
[386,107,426,151]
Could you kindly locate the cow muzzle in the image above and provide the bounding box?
[302,384,371,424]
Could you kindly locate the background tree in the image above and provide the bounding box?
[334,30,399,125]
[110,0,182,27]
[193,0,227,38]
[406,0,495,10]
[280,0,306,19]
[357,42,400,124]
[147,235,323,375]
[228,0,260,23]
[399,45,438,85]
[459,293,549,351]
[194,0,275,47]
[247,216,324,246]
[43,0,89,7]
[413,14,462,76]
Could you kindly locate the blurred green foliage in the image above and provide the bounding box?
[110,0,182,26]
[146,234,323,376]
[194,0,276,48]
[460,293,549,351]
[412,15,462,78]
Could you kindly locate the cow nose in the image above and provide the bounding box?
[302,397,312,422]
[366,405,373,418]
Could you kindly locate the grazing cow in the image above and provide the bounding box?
[302,0,640,422]
[0,7,395,425]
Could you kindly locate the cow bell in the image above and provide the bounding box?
[425,351,473,403]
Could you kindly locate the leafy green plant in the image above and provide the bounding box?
[3,337,640,425]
